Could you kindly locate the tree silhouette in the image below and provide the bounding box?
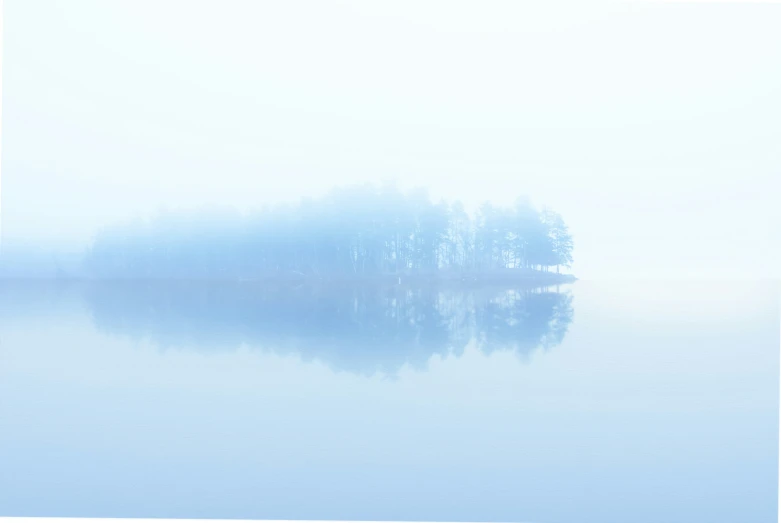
[84,183,574,281]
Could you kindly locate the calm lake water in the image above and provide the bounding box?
[0,280,778,523]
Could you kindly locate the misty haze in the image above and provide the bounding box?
[0,1,778,523]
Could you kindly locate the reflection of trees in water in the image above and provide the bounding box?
[477,289,574,358]
[85,283,574,375]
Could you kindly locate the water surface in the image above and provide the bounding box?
[0,280,777,522]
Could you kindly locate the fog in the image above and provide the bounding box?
[2,0,780,279]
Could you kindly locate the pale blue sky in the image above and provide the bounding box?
[2,0,780,278]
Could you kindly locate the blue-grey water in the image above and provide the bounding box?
[0,280,777,523]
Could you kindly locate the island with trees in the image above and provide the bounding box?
[83,183,575,286]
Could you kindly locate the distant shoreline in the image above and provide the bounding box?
[0,268,577,289]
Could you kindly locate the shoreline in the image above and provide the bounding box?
[0,269,577,290]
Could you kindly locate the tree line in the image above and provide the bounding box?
[84,183,574,280]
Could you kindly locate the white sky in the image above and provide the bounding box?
[2,0,780,279]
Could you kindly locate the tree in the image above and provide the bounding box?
[541,207,574,273]
[84,183,573,280]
